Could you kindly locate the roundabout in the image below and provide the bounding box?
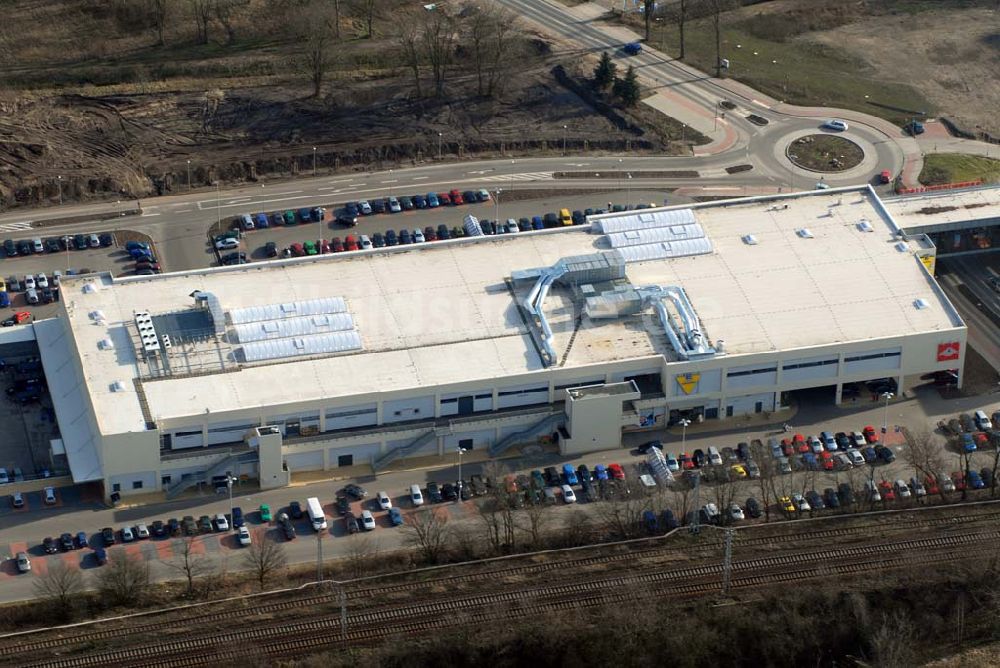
[786,134,865,173]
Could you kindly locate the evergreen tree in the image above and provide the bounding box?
[593,51,616,89]
[613,65,641,106]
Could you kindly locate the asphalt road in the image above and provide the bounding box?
[0,382,992,604]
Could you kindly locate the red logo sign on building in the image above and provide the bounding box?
[937,342,960,361]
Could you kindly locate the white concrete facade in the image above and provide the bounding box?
[43,186,967,499]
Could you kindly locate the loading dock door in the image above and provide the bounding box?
[458,396,474,415]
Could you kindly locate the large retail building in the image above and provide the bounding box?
[27,185,965,500]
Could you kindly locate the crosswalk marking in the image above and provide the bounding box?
[468,172,554,183]
[0,221,33,233]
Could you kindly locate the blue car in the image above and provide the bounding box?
[255,213,269,229]
[271,212,284,227]
[388,507,404,526]
[298,208,314,223]
[968,470,985,489]
[531,216,544,230]
[643,509,658,533]
[623,42,642,55]
[862,446,877,463]
[413,195,427,209]
[594,464,608,481]
[231,506,244,528]
[561,464,578,485]
[801,452,819,470]
[961,433,977,453]
[0,291,8,308]
[93,547,107,565]
[426,193,439,208]
[76,531,89,548]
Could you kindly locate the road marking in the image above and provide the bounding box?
[0,221,33,232]
[381,179,398,184]
[175,209,193,213]
[197,194,316,211]
[565,163,590,167]
[467,169,495,175]
[705,187,740,191]
[468,172,554,183]
[140,212,162,217]
[327,179,353,185]
[412,176,429,180]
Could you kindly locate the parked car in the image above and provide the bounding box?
[238,526,252,546]
[388,507,404,526]
[259,504,272,521]
[121,526,136,542]
[426,482,443,503]
[16,551,31,573]
[377,491,392,510]
[360,510,376,531]
[745,497,762,518]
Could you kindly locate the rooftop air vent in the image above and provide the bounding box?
[111,380,127,392]
[98,338,114,350]
[796,228,814,239]
[742,234,758,245]
[857,219,874,232]
[913,298,930,310]
[895,241,909,252]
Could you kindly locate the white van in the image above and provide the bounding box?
[306,496,327,531]
[707,446,723,466]
[410,484,424,507]
[974,410,992,431]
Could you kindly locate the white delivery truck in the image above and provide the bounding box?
[307,497,327,531]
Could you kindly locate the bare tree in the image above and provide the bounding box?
[332,0,342,39]
[642,0,656,42]
[397,22,423,98]
[404,508,451,564]
[294,1,337,97]
[556,509,595,547]
[96,552,151,606]
[148,0,168,45]
[163,536,213,596]
[422,9,456,98]
[33,561,84,618]
[355,0,378,38]
[987,430,1000,498]
[213,0,242,44]
[344,535,380,578]
[190,0,213,44]
[869,611,917,668]
[465,3,522,98]
[901,426,947,500]
[242,529,288,590]
[677,0,688,60]
[517,500,553,550]
[704,0,732,77]
[749,439,777,522]
[596,479,648,539]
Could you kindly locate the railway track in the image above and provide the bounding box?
[18,526,999,667]
[7,509,991,657]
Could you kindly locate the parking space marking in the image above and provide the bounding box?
[32,556,48,576]
[155,540,175,560]
[60,552,81,569]
[201,536,220,552]
[7,541,27,561]
[140,542,158,561]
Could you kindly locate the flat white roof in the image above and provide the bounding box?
[62,186,963,431]
[885,186,1000,230]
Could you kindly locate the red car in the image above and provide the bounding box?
[878,480,895,501]
[2,311,31,327]
[449,189,464,205]
[862,425,878,443]
[924,476,940,495]
[423,226,437,242]
[951,471,966,491]
[780,439,794,457]
[879,170,891,184]
[608,463,626,480]
[319,239,330,254]
[289,242,305,257]
[819,450,834,471]
[679,453,694,470]
[344,235,359,251]
[437,192,451,206]
[331,237,344,252]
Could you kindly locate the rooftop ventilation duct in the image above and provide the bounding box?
[192,291,226,335]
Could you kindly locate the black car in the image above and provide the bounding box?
[580,477,594,501]
[99,233,113,247]
[3,239,16,257]
[692,449,706,468]
[221,252,247,266]
[875,444,895,463]
[744,497,762,518]
[41,288,54,304]
[371,199,386,214]
[73,234,87,250]
[441,482,458,501]
[341,484,367,499]
[577,464,591,483]
[543,212,559,228]
[198,515,213,533]
[101,526,116,545]
[480,219,495,235]
[835,432,852,449]
[459,482,473,500]
[182,516,198,536]
[43,537,58,554]
[384,229,398,246]
[413,195,427,209]
[517,217,531,232]
[736,442,749,461]
[17,240,32,255]
[637,440,662,455]
[335,496,350,515]
[981,467,994,488]
[346,515,360,534]
[264,241,278,258]
[279,514,297,540]
[805,490,824,510]
[151,520,166,537]
[437,224,450,240]
[371,232,385,248]
[289,500,304,519]
[571,210,585,225]
[544,467,561,486]
[837,483,854,506]
[167,518,182,536]
[469,474,487,496]
[462,191,477,204]
[336,214,358,227]
[823,488,841,509]
[45,238,60,253]
[399,196,415,211]
[399,228,412,244]
[343,202,360,217]
[426,482,443,503]
[661,509,679,530]
[59,533,75,551]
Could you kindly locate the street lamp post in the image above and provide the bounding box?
[438,132,442,160]
[187,160,192,189]
[388,169,393,199]
[509,160,515,193]
[494,188,502,225]
[562,124,567,155]
[679,418,692,453]
[215,182,221,227]
[881,391,894,437]
[226,474,237,529]
[312,147,317,175]
[57,175,63,206]
[626,173,632,207]
[456,445,469,501]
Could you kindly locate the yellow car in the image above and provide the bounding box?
[0,277,6,292]
[780,496,795,512]
[731,464,747,478]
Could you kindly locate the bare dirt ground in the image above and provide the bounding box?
[801,8,1000,136]
[0,0,664,211]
